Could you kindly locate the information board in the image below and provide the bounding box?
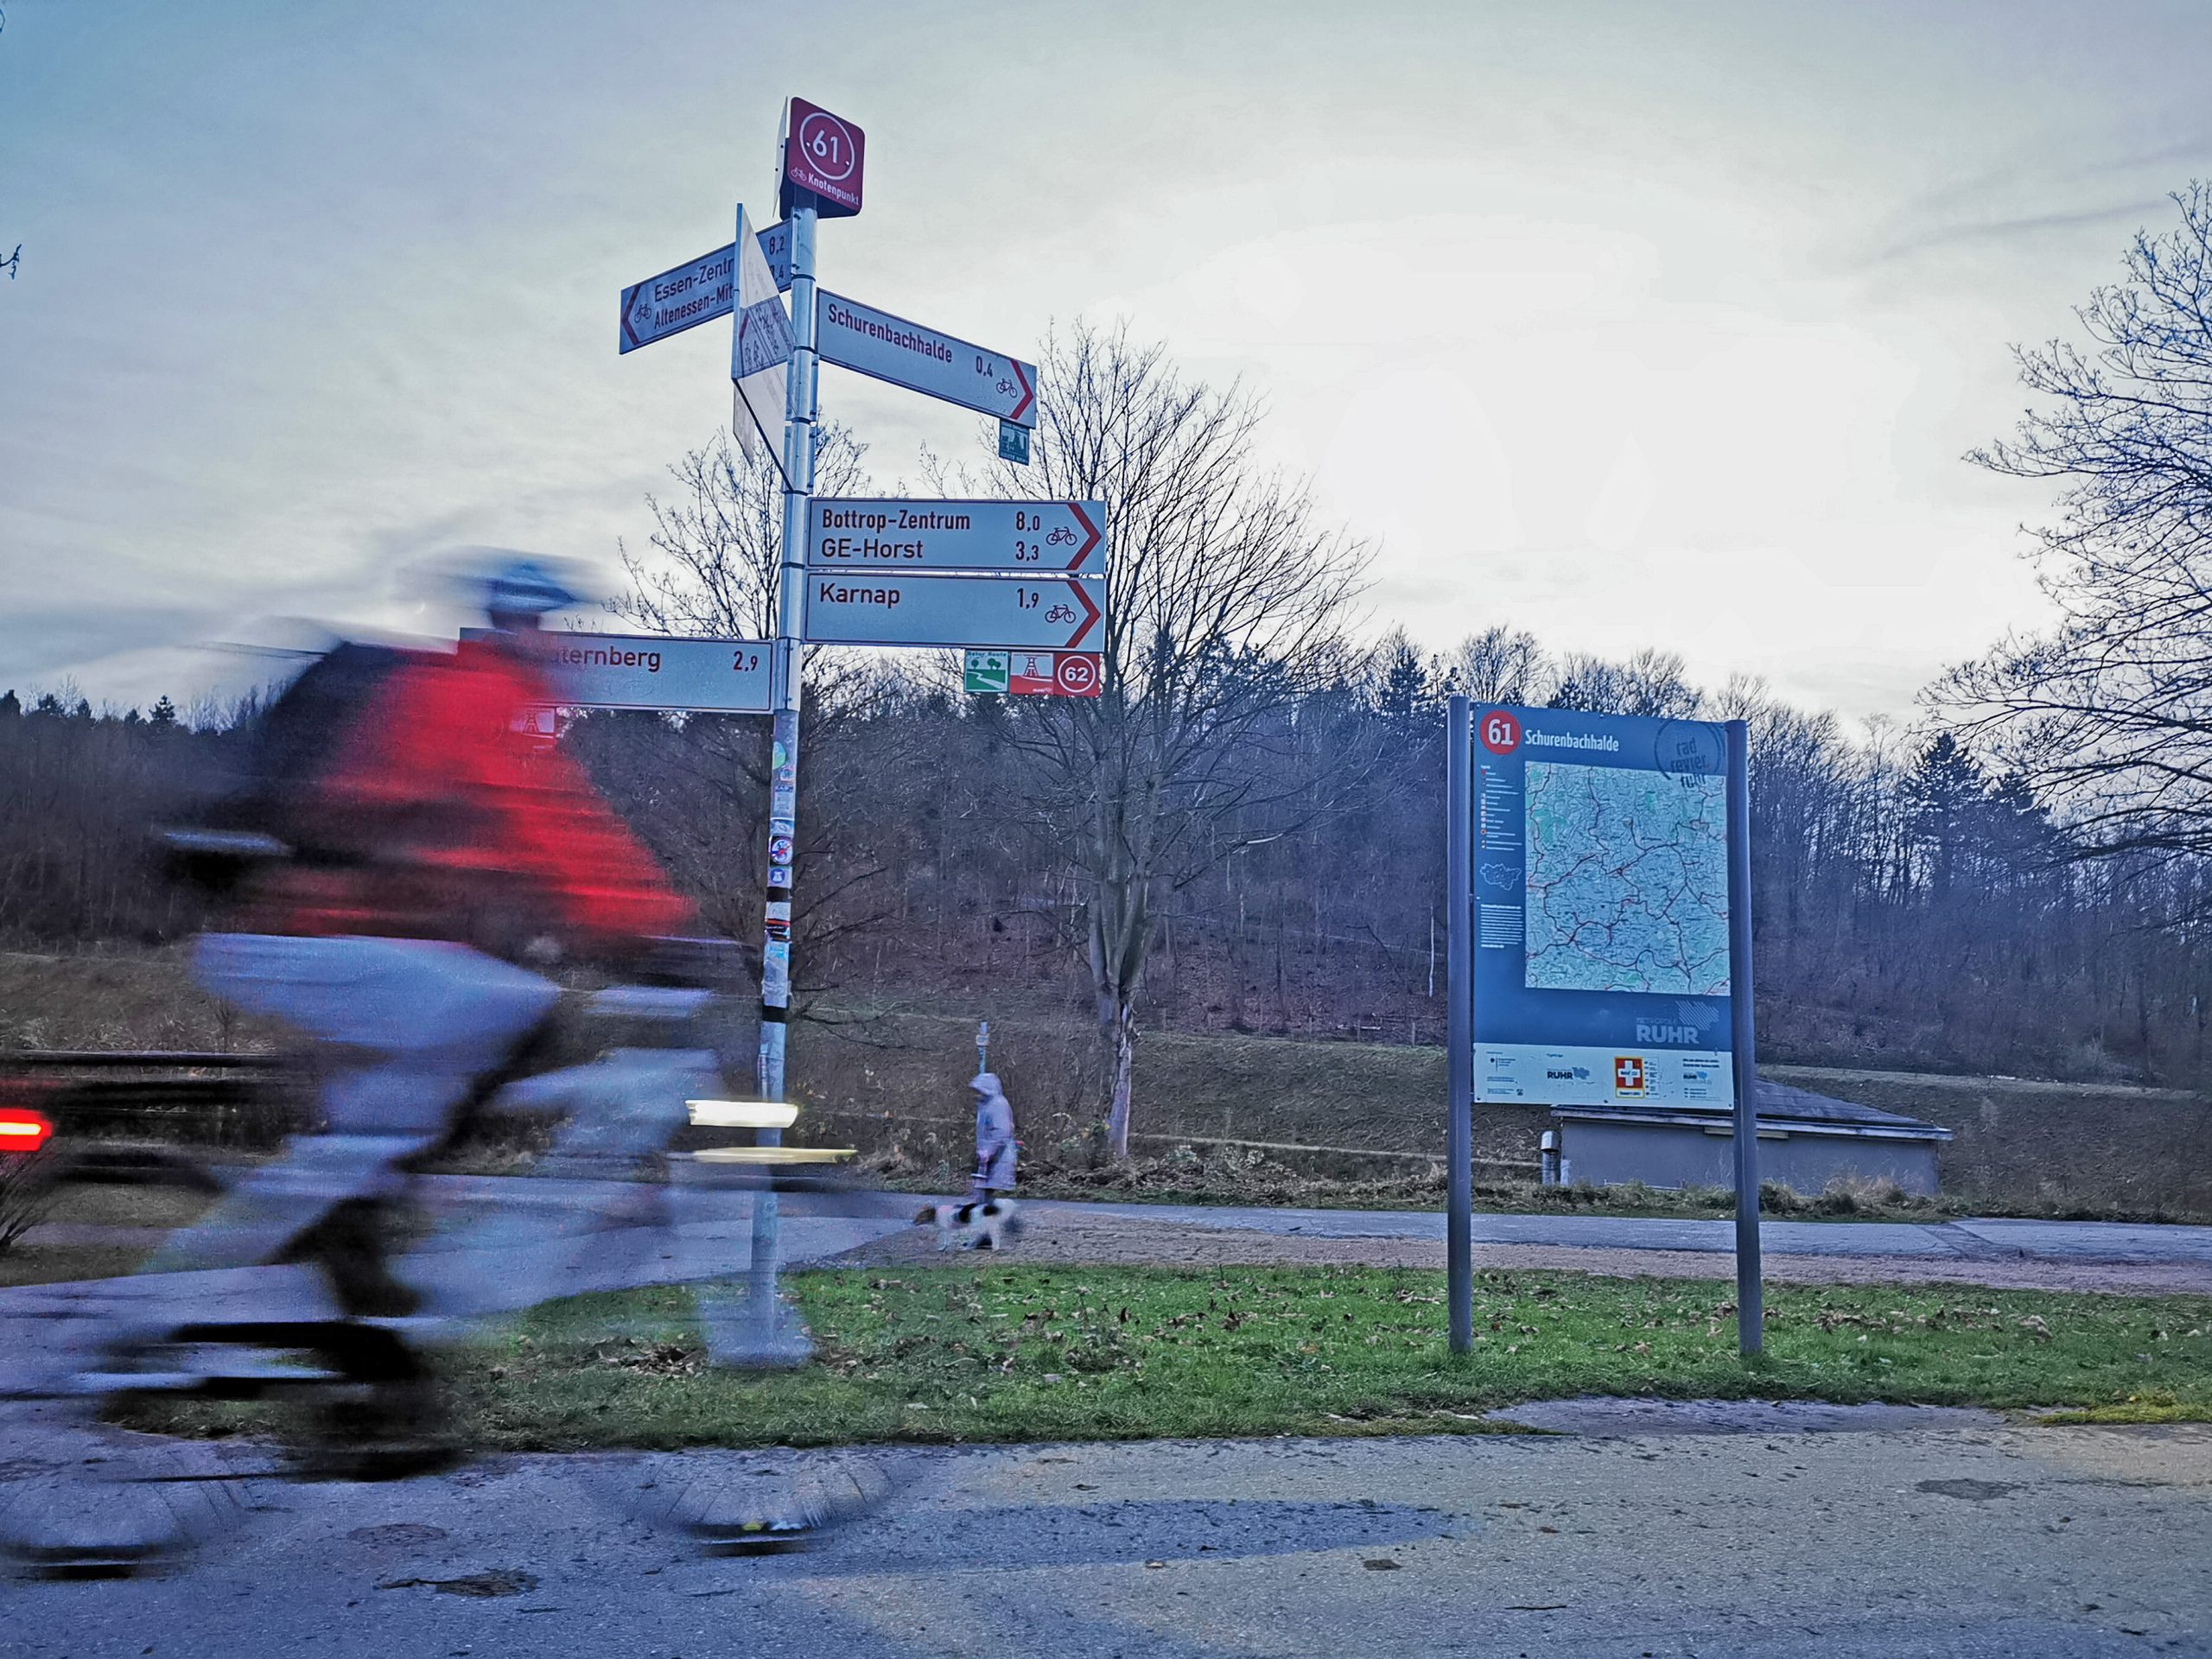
[1466,704,1738,1106]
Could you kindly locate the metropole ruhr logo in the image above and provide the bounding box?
[1613,1056,1648,1096]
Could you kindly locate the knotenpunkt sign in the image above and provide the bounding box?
[779,97,865,218]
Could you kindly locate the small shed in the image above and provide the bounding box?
[1548,1077,1952,1197]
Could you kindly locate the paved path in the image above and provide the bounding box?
[1028,1198,2212,1266]
[2,1419,2206,1656]
[10,1185,2211,1382]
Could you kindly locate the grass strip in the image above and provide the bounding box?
[373,1265,2212,1449]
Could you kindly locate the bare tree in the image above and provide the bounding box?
[1548,646,1702,717]
[601,423,889,1003]
[612,424,867,641]
[959,322,1369,1157]
[1935,183,2212,874]
[1440,624,1552,704]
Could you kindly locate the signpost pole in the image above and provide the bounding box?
[1446,696,1473,1356]
[1725,718,1764,1357]
[747,198,818,1354]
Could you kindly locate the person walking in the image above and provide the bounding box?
[968,1071,1017,1203]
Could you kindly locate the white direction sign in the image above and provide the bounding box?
[731,203,792,467]
[468,631,772,714]
[808,499,1104,576]
[816,292,1036,427]
[617,225,792,354]
[805,573,1103,652]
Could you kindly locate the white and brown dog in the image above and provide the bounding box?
[912,1197,1023,1250]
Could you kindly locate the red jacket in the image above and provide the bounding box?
[245,637,691,950]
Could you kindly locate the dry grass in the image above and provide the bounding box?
[6,951,2209,1221]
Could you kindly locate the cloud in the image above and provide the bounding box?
[0,606,220,683]
[1870,197,2179,264]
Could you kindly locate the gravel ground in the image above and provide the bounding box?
[827,1206,2212,1295]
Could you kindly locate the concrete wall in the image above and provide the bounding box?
[1559,1120,1941,1197]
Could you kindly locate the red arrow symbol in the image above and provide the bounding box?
[1065,503,1101,571]
[1007,359,1034,424]
[1063,579,1101,650]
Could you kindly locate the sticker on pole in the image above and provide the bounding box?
[780,97,864,218]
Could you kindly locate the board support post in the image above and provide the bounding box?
[1446,696,1474,1356]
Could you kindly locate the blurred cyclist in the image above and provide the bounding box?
[79,556,690,1466]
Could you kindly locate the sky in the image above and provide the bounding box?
[3,0,2210,722]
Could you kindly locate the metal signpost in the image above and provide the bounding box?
[1445,698,1474,1354]
[614,94,1108,1364]
[816,291,1037,426]
[1724,719,1763,1351]
[1445,700,1761,1355]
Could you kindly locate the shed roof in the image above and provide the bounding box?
[1551,1077,1952,1142]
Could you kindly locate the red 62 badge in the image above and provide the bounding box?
[1054,654,1102,697]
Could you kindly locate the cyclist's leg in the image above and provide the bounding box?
[87,938,557,1352]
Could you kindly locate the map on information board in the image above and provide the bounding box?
[1466,704,1740,1108]
[1522,760,1730,996]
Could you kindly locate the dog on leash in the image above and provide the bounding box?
[913,1197,1022,1250]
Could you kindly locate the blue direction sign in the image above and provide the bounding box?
[1465,704,1739,1108]
[808,499,1104,576]
[805,572,1102,652]
[618,225,793,353]
[816,291,1036,427]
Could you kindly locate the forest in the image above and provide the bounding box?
[7,184,2212,1153]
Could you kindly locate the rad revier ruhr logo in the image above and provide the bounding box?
[1613,1056,1647,1096]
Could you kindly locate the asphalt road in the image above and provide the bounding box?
[2,1415,2205,1656]
[6,1184,2212,1653]
[1035,1199,2212,1266]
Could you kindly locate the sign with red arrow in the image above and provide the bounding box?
[808,499,1103,575]
[805,573,1103,652]
[815,291,1037,427]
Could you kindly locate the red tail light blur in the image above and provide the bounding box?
[0,1110,54,1154]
